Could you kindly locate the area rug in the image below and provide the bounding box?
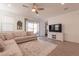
[19,40,57,56]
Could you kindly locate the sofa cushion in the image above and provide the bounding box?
[25,36,37,38]
[13,31,26,37]
[0,33,5,41]
[27,32,35,36]
[0,39,5,52]
[0,40,23,56]
[4,32,15,40]
[20,32,27,36]
[13,36,36,43]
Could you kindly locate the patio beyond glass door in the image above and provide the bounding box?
[27,22,34,32]
[27,21,39,36]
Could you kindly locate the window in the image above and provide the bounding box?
[0,16,14,32]
[26,21,39,35]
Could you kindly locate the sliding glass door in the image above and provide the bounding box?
[34,23,39,34]
[27,22,34,32]
[26,21,39,36]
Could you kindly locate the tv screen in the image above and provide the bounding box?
[49,24,62,32]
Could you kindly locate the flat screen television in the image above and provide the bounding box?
[49,24,62,32]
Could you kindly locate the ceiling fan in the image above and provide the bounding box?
[23,3,44,14]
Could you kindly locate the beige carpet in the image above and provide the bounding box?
[19,40,57,56]
[49,41,79,56]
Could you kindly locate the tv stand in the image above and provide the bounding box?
[48,32,63,41]
[52,35,56,39]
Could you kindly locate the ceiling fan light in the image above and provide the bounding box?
[7,4,12,7]
[32,8,36,12]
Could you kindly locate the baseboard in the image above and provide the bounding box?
[63,40,79,44]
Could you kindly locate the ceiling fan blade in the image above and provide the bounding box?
[35,10,38,14]
[38,8,44,10]
[22,4,28,8]
[33,3,36,5]
[64,7,69,10]
[32,3,37,9]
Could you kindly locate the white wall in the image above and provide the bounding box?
[0,9,25,31]
[0,9,45,36]
[39,19,45,37]
[47,10,79,43]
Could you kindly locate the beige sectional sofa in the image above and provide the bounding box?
[0,31,37,56]
[0,31,37,44]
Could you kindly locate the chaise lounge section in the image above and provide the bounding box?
[0,39,23,56]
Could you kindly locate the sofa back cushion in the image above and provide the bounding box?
[13,31,26,37]
[3,32,15,40]
[27,31,34,36]
[0,39,5,52]
[0,33,5,41]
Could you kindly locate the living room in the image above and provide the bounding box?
[1,1,79,57]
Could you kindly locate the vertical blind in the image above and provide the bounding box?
[0,16,14,32]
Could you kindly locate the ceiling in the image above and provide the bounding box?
[0,3,79,19]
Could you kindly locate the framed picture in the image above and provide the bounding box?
[17,21,22,30]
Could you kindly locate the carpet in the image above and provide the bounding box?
[49,41,79,56]
[19,40,57,56]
